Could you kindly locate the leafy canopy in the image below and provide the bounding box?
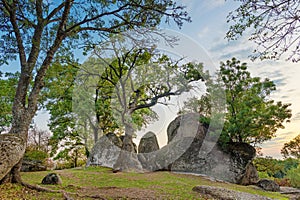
[182,58,292,145]
[219,58,292,144]
[281,134,300,159]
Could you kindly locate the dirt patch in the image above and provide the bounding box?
[78,186,163,199]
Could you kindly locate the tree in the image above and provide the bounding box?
[0,0,190,184]
[227,0,300,62]
[182,58,292,146]
[281,134,300,159]
[76,39,204,171]
[0,72,19,133]
[219,58,292,145]
[42,61,93,161]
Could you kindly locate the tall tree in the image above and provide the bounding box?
[227,0,300,62]
[281,134,300,159]
[76,40,204,171]
[219,58,292,145]
[182,58,292,146]
[0,0,190,184]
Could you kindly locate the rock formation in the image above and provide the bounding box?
[138,132,159,153]
[88,113,257,184]
[140,113,257,184]
[87,132,123,168]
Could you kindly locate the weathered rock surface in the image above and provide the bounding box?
[165,113,257,184]
[192,185,272,200]
[41,173,62,185]
[138,132,159,153]
[280,187,300,200]
[21,159,47,172]
[88,113,257,184]
[138,113,202,171]
[87,133,122,168]
[240,162,259,185]
[256,179,280,192]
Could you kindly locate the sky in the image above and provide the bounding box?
[2,0,300,159]
[163,0,300,158]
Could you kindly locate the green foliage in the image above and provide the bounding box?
[43,62,87,160]
[54,146,87,169]
[181,58,291,146]
[219,58,291,144]
[0,72,19,133]
[254,157,299,179]
[24,147,48,162]
[78,42,205,140]
[281,134,300,159]
[287,164,300,188]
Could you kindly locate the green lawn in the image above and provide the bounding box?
[0,167,290,199]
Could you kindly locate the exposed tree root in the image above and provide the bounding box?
[20,181,107,200]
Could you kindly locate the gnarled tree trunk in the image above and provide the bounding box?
[0,133,26,184]
[113,123,143,172]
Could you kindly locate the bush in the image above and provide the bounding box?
[258,171,274,180]
[24,148,48,162]
[274,178,291,187]
[287,165,300,188]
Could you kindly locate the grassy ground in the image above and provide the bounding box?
[0,167,290,199]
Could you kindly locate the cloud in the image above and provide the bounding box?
[273,78,287,87]
[198,27,210,39]
[292,112,300,121]
[202,0,226,10]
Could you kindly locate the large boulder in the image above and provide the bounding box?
[87,133,143,172]
[86,132,123,168]
[138,132,159,153]
[256,179,280,192]
[140,113,257,184]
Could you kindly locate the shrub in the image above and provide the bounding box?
[24,148,48,162]
[274,178,291,187]
[286,165,300,188]
[258,171,274,180]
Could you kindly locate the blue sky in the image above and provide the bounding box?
[2,0,300,159]
[167,0,300,158]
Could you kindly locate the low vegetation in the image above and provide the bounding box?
[0,167,290,199]
[254,157,300,189]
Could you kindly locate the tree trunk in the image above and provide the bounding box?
[113,124,143,172]
[0,98,33,184]
[0,133,27,184]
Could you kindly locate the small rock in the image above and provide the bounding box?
[41,173,62,185]
[256,179,280,192]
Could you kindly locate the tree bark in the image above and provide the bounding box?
[0,134,26,184]
[113,124,143,172]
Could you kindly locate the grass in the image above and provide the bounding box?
[0,167,291,199]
